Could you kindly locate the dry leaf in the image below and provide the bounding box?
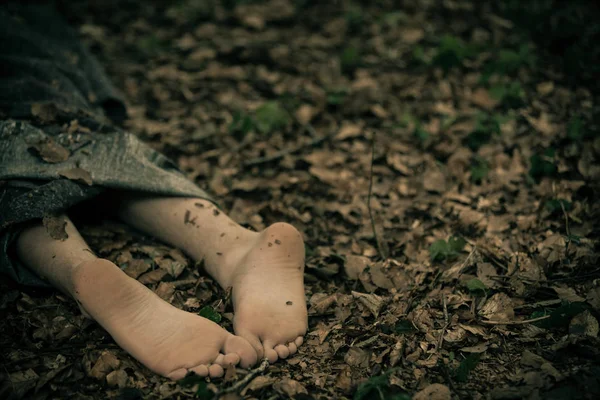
[569,310,599,337]
[344,255,370,279]
[273,378,308,397]
[351,291,384,317]
[42,214,69,241]
[479,293,514,322]
[106,369,128,388]
[553,285,585,303]
[58,167,93,185]
[241,376,277,396]
[28,138,70,163]
[413,383,451,400]
[90,351,120,380]
[155,282,175,301]
[123,259,151,279]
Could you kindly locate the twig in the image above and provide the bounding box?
[367,131,388,259]
[437,294,449,351]
[479,315,550,325]
[215,358,270,397]
[243,127,333,167]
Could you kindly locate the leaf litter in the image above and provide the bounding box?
[1,0,600,399]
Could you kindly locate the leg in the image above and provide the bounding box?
[15,216,257,379]
[117,196,308,362]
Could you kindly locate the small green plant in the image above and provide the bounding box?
[340,46,361,75]
[482,44,536,80]
[345,5,364,33]
[228,110,255,138]
[545,198,572,214]
[490,81,525,108]
[254,101,290,134]
[166,0,216,23]
[429,236,466,262]
[137,34,165,57]
[464,113,504,151]
[326,88,349,106]
[178,374,214,399]
[531,301,589,330]
[529,148,557,181]
[198,305,222,323]
[466,278,487,295]
[470,157,490,184]
[566,115,585,141]
[354,368,410,400]
[432,35,479,71]
[454,353,480,382]
[394,320,416,334]
[229,101,290,137]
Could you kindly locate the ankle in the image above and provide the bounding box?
[67,258,116,299]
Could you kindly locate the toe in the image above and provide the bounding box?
[232,326,264,362]
[214,354,225,365]
[208,364,224,378]
[223,334,258,368]
[263,344,278,363]
[287,342,297,355]
[223,353,240,366]
[274,344,290,359]
[295,336,304,347]
[189,364,209,377]
[167,368,188,380]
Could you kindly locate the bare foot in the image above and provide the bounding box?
[221,223,308,363]
[70,259,258,379]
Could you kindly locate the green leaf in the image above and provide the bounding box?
[454,353,480,382]
[529,148,557,181]
[430,237,464,262]
[448,236,466,253]
[429,239,450,262]
[341,46,361,75]
[532,302,590,329]
[326,89,348,105]
[198,306,222,323]
[178,374,214,398]
[413,125,429,143]
[394,320,416,334]
[466,278,487,294]
[253,101,289,134]
[544,199,572,214]
[470,158,490,184]
[354,368,408,400]
[567,115,585,141]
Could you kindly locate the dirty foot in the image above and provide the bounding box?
[221,223,308,363]
[70,259,258,379]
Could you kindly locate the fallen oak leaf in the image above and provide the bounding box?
[58,167,93,185]
[28,138,70,163]
[352,291,384,317]
[42,214,69,240]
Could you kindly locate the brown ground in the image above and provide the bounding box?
[2,0,600,399]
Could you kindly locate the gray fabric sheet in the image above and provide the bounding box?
[0,4,213,287]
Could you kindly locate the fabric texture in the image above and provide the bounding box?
[0,3,213,287]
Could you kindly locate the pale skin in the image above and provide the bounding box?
[15,195,307,380]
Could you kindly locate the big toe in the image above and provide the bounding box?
[223,334,258,368]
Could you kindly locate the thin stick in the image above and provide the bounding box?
[437,294,449,351]
[216,358,270,397]
[479,315,550,325]
[367,131,388,259]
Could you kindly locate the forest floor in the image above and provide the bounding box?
[1,0,600,399]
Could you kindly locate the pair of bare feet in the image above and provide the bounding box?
[16,197,308,380]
